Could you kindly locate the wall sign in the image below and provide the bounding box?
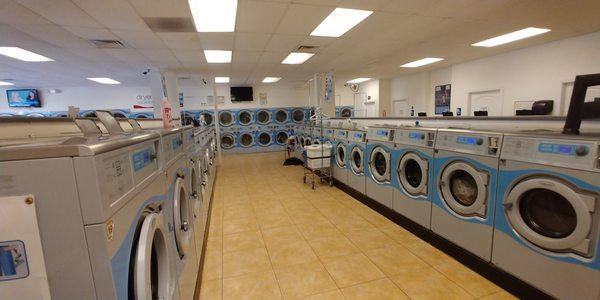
[435,84,451,115]
[259,93,267,105]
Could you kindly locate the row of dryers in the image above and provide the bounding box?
[0,114,217,300]
[299,123,599,300]
[219,124,294,153]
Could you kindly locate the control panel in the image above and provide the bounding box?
[395,129,436,148]
[435,130,502,157]
[334,129,347,140]
[502,136,600,171]
[366,127,394,142]
[348,130,366,142]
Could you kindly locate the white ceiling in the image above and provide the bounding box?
[0,0,599,87]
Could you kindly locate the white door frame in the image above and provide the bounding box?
[392,98,408,117]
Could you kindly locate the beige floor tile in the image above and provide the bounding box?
[223,204,255,220]
[199,278,222,300]
[390,267,473,300]
[341,278,409,300]
[290,210,330,225]
[321,253,386,288]
[261,225,304,248]
[404,239,455,266]
[364,245,429,276]
[434,260,501,298]
[307,235,361,259]
[266,240,319,268]
[274,261,338,299]
[252,203,287,215]
[222,270,282,300]
[222,247,272,278]
[330,214,376,233]
[201,252,222,281]
[378,223,420,244]
[478,291,518,300]
[222,216,260,235]
[256,213,293,229]
[300,289,345,300]
[343,228,396,251]
[222,230,265,253]
[296,221,341,240]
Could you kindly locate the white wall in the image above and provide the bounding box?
[389,31,600,116]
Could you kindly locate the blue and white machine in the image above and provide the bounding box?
[333,128,349,185]
[365,127,396,208]
[255,109,272,125]
[220,128,236,151]
[236,126,257,152]
[273,124,290,148]
[492,132,600,300]
[272,108,289,124]
[431,129,503,261]
[336,106,354,118]
[256,129,274,148]
[392,127,437,228]
[218,110,235,127]
[290,107,307,123]
[347,129,368,194]
[236,109,255,126]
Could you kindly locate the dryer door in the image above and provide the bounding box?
[369,146,390,182]
[439,162,488,217]
[335,143,346,167]
[201,112,213,126]
[350,146,364,174]
[275,109,288,123]
[398,152,428,196]
[221,134,235,149]
[276,131,288,145]
[239,132,254,147]
[173,177,191,258]
[258,132,272,146]
[219,111,234,126]
[238,110,253,125]
[292,109,305,123]
[504,177,596,256]
[134,211,173,300]
[256,110,271,125]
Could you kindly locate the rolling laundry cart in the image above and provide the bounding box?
[303,144,333,189]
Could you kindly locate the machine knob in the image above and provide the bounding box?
[182,221,189,232]
[476,138,484,145]
[575,145,589,156]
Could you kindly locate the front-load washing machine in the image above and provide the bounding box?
[431,129,503,261]
[0,132,177,300]
[333,128,349,185]
[365,127,396,208]
[220,127,236,152]
[347,129,368,194]
[492,132,600,300]
[218,110,235,127]
[256,109,272,125]
[185,126,204,268]
[236,109,254,126]
[273,108,289,124]
[236,127,257,153]
[392,127,437,228]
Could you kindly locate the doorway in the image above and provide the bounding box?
[392,99,409,117]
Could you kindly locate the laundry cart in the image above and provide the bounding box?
[303,144,333,189]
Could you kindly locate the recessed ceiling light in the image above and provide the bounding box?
[204,50,232,63]
[281,52,314,64]
[189,0,237,32]
[400,57,444,68]
[347,78,370,84]
[262,77,281,83]
[0,47,54,62]
[472,27,551,47]
[87,77,121,84]
[215,77,229,83]
[311,8,373,37]
[0,81,14,86]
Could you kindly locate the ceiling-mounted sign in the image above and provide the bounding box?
[435,84,451,115]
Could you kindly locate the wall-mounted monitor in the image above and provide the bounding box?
[230,86,253,102]
[6,89,41,107]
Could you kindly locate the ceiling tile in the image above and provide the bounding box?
[275,4,333,35]
[0,0,52,25]
[172,49,204,63]
[127,0,191,18]
[197,33,235,49]
[112,30,168,49]
[233,51,262,64]
[237,0,289,33]
[12,24,92,48]
[338,0,392,11]
[72,0,151,31]
[264,34,304,51]
[258,51,288,64]
[16,0,103,27]
[381,0,440,14]
[157,32,202,49]
[62,26,119,40]
[234,32,271,51]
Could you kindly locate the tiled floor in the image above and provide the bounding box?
[198,152,515,300]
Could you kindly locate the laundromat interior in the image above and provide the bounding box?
[1,1,600,299]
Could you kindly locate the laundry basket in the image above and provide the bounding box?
[305,144,332,169]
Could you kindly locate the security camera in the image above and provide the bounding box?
[142,69,150,76]
[202,78,207,85]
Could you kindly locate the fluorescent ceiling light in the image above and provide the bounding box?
[472,27,551,47]
[215,77,229,83]
[311,8,373,37]
[262,77,281,83]
[87,77,120,85]
[204,50,232,63]
[0,47,54,62]
[281,52,314,64]
[189,0,237,32]
[400,57,444,68]
[347,78,370,84]
[0,81,14,86]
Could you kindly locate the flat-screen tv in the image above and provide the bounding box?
[7,89,41,107]
[230,86,253,102]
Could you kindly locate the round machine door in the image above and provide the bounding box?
[275,109,288,123]
[190,164,201,219]
[238,110,253,125]
[439,162,489,217]
[276,131,288,145]
[292,109,305,123]
[304,137,312,146]
[239,133,254,147]
[313,138,320,145]
[335,143,346,167]
[369,147,391,182]
[134,210,173,300]
[398,152,428,196]
[258,132,272,146]
[340,107,352,118]
[173,177,191,258]
[504,177,596,255]
[219,111,234,126]
[201,112,213,126]
[256,110,270,124]
[221,134,235,149]
[351,146,364,174]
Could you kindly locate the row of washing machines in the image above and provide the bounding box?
[0,109,155,119]
[295,122,599,300]
[0,114,217,300]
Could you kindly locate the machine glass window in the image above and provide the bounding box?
[257,110,269,124]
[240,133,253,146]
[219,112,232,126]
[275,110,287,123]
[449,170,478,206]
[404,158,422,188]
[239,111,251,125]
[353,150,362,168]
[519,189,577,239]
[341,107,352,117]
[259,132,271,145]
[201,112,213,125]
[276,132,288,144]
[292,109,304,122]
[373,151,387,176]
[221,135,234,148]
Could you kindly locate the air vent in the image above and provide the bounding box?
[90,40,126,49]
[144,17,195,32]
[295,45,319,53]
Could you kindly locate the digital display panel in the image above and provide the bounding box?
[376,129,388,137]
[133,147,153,171]
[409,132,423,140]
[457,136,477,145]
[538,143,579,155]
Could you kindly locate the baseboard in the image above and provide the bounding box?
[333,179,553,300]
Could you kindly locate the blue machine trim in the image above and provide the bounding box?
[346,143,366,175]
[364,142,393,186]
